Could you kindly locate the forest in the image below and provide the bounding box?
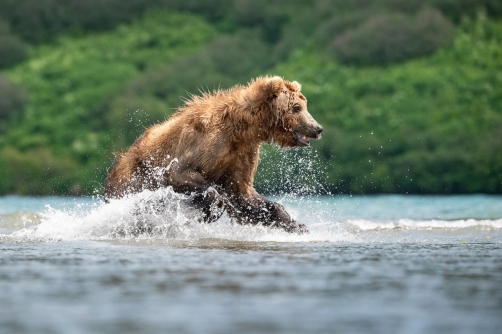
[0,0,501,195]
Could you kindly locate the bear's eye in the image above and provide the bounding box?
[292,105,301,113]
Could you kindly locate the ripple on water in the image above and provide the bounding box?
[1,193,502,334]
[0,190,501,244]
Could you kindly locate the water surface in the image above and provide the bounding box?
[1,193,501,333]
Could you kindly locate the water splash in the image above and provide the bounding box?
[0,188,325,242]
[255,145,329,197]
[1,190,501,244]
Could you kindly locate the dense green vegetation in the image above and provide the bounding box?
[263,15,502,194]
[0,0,501,195]
[1,11,216,194]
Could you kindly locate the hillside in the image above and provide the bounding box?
[1,11,216,194]
[259,16,502,194]
[0,2,501,195]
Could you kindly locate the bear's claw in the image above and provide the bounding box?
[297,224,310,234]
[284,223,309,234]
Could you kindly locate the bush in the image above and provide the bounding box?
[0,146,80,195]
[0,35,27,68]
[428,0,502,22]
[0,0,145,43]
[0,75,27,133]
[314,0,502,20]
[0,0,232,44]
[330,8,454,65]
[315,11,372,45]
[206,30,274,77]
[0,20,27,68]
[233,0,295,42]
[158,0,233,23]
[274,6,324,60]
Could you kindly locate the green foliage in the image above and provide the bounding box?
[0,146,80,195]
[0,0,231,44]
[429,0,502,22]
[206,30,275,77]
[0,20,28,68]
[1,4,502,195]
[1,0,500,49]
[329,8,454,65]
[233,0,296,43]
[0,35,27,68]
[267,14,502,194]
[0,75,26,134]
[1,11,216,193]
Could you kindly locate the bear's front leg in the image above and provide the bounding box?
[166,168,226,223]
[265,201,309,234]
[229,194,309,234]
[185,188,226,223]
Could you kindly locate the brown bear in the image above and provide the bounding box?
[104,76,323,233]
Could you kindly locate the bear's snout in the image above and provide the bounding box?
[314,124,323,139]
[305,121,323,139]
[293,110,323,147]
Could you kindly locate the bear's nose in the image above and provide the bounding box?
[315,125,323,135]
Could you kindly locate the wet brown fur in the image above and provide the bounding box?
[104,76,322,233]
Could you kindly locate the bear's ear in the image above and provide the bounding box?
[266,76,283,98]
[291,81,302,92]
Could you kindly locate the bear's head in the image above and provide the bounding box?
[263,76,323,147]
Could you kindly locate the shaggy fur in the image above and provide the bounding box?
[104,76,323,233]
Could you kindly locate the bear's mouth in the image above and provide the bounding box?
[295,131,312,147]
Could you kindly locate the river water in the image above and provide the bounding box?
[1,192,501,334]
